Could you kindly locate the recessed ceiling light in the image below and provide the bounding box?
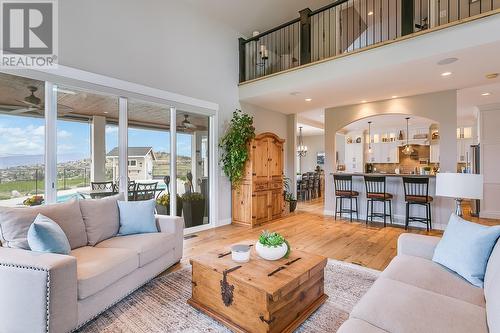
[481,92,491,96]
[486,73,499,79]
[368,11,373,15]
[305,98,312,102]
[391,96,398,99]
[361,100,367,103]
[437,57,458,65]
[441,71,452,77]
[103,111,109,114]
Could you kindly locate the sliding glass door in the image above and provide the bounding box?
[0,71,216,230]
[0,74,46,207]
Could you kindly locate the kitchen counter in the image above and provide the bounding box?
[332,172,435,178]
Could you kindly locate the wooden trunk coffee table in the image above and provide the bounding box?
[188,245,328,333]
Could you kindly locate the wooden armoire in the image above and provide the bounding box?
[232,132,285,227]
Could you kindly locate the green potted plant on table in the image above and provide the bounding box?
[156,193,182,217]
[181,192,205,228]
[255,230,291,261]
[283,177,297,213]
[219,110,255,186]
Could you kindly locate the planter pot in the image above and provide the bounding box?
[155,202,183,217]
[255,241,288,261]
[182,199,205,228]
[288,200,297,213]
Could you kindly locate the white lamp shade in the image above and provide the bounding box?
[436,173,483,200]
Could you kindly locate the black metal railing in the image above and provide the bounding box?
[239,0,499,82]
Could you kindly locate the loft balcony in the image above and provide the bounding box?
[238,0,500,84]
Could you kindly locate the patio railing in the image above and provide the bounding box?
[239,0,500,82]
[0,167,92,200]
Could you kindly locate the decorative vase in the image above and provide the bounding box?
[289,199,298,213]
[255,241,288,261]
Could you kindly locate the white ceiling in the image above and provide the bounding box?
[184,0,333,37]
[297,123,324,136]
[457,82,500,124]
[239,15,500,125]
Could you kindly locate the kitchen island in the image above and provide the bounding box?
[331,172,447,229]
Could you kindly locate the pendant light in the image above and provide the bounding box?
[403,117,414,155]
[297,126,308,157]
[367,121,372,154]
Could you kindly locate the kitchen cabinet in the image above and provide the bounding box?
[367,142,399,163]
[232,132,285,227]
[430,143,440,163]
[345,142,364,172]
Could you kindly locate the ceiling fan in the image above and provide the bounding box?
[0,85,73,115]
[177,114,197,131]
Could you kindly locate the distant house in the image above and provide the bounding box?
[106,147,156,181]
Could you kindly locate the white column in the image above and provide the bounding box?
[44,82,57,204]
[170,107,177,215]
[118,97,128,197]
[286,114,297,198]
[91,116,106,182]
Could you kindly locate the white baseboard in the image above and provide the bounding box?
[216,218,232,227]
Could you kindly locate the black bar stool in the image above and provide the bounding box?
[334,175,359,222]
[364,176,393,227]
[403,177,433,231]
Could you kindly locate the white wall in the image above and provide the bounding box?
[298,135,324,173]
[324,90,457,226]
[478,104,500,219]
[58,0,290,225]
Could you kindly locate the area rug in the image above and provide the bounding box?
[77,259,379,333]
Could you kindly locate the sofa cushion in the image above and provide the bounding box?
[79,194,123,246]
[382,255,485,307]
[432,214,500,287]
[71,246,138,300]
[117,199,157,235]
[95,232,174,267]
[338,318,388,333]
[484,241,500,332]
[27,214,71,255]
[0,200,87,250]
[351,277,488,333]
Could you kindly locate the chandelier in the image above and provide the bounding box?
[402,117,414,155]
[297,126,308,157]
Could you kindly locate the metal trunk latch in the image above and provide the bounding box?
[220,265,241,307]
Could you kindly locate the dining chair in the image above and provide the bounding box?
[134,182,158,201]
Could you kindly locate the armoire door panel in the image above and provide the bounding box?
[271,189,283,219]
[252,191,270,224]
[252,138,269,182]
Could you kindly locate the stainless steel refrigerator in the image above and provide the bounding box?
[470,144,480,217]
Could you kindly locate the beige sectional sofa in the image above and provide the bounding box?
[338,233,500,333]
[0,196,184,333]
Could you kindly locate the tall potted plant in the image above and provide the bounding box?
[219,110,255,186]
[283,177,297,213]
[182,192,205,228]
[156,193,182,217]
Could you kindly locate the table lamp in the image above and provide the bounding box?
[436,173,483,217]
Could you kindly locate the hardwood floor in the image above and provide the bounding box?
[167,198,499,274]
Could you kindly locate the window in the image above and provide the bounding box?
[0,74,46,207]
[128,160,137,167]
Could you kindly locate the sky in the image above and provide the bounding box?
[0,114,193,164]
